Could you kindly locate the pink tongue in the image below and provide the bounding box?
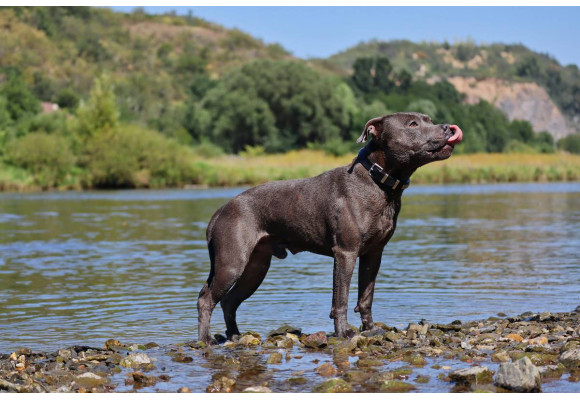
[448,125,463,145]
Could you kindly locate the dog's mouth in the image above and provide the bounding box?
[447,125,463,145]
[428,125,463,154]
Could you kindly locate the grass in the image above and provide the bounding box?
[1,151,580,192]
[195,151,580,187]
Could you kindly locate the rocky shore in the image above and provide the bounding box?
[2,308,580,393]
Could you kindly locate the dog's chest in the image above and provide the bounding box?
[363,205,398,248]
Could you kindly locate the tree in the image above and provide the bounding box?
[352,57,374,93]
[558,134,580,154]
[76,74,119,137]
[516,56,542,79]
[198,60,350,153]
[374,57,393,92]
[396,70,413,92]
[0,70,40,121]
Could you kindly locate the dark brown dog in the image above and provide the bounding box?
[197,112,463,343]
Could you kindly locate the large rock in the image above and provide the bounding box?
[495,357,541,392]
[301,331,327,349]
[119,353,153,368]
[560,348,580,369]
[449,366,493,385]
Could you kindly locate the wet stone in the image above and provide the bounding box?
[403,353,427,366]
[119,353,153,369]
[267,352,283,364]
[171,354,193,363]
[560,348,580,369]
[368,371,394,385]
[356,358,383,368]
[206,376,236,393]
[415,375,430,384]
[301,331,327,349]
[315,362,337,377]
[392,367,413,380]
[380,380,416,393]
[74,372,107,389]
[538,364,566,380]
[492,351,511,363]
[268,324,301,337]
[238,335,261,347]
[313,378,353,393]
[361,327,386,337]
[344,370,372,384]
[286,376,308,385]
[243,386,272,393]
[495,357,541,392]
[104,340,122,350]
[449,366,493,385]
[130,372,157,388]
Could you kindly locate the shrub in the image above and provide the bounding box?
[4,132,75,188]
[558,134,580,154]
[191,140,225,158]
[84,125,197,188]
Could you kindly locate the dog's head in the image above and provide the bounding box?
[357,112,463,167]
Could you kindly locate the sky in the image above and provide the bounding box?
[111,7,580,67]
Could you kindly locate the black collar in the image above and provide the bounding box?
[356,147,410,192]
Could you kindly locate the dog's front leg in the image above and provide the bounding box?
[354,251,382,331]
[330,250,357,338]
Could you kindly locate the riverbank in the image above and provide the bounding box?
[2,308,579,393]
[1,152,580,192]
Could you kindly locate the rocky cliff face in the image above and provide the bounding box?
[447,77,571,140]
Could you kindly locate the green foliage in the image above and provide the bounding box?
[75,74,119,137]
[456,43,478,62]
[0,96,12,130]
[84,125,196,188]
[352,58,374,93]
[191,140,225,158]
[200,60,352,153]
[56,88,80,109]
[374,57,394,92]
[4,133,75,188]
[0,7,576,192]
[407,99,437,118]
[0,70,40,121]
[516,55,542,79]
[558,134,580,154]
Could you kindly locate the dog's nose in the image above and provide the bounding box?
[441,124,450,132]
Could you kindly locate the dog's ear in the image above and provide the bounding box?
[357,117,383,143]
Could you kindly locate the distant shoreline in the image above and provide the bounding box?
[1,151,580,193]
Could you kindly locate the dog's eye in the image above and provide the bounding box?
[409,121,418,127]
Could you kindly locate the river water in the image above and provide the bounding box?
[1,183,579,354]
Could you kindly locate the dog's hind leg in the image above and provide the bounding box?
[197,234,255,344]
[220,248,272,340]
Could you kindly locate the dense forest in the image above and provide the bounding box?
[1,6,579,190]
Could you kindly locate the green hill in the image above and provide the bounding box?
[0,7,291,122]
[315,39,580,135]
[1,6,580,191]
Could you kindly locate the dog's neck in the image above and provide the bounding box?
[366,141,416,183]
